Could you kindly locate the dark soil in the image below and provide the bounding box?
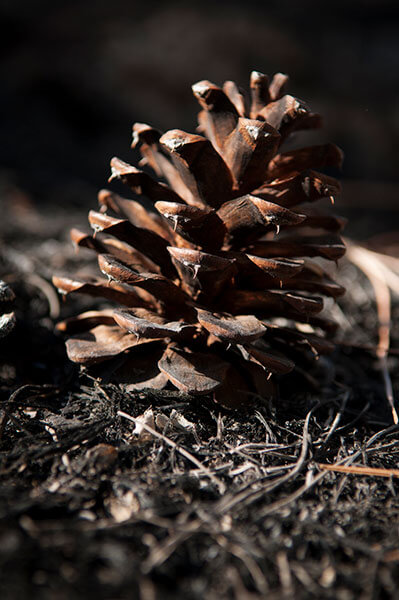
[0,199,398,600]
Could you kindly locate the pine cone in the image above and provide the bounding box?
[54,71,345,406]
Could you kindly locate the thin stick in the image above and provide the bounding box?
[318,463,399,479]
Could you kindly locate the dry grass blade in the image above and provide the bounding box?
[346,241,399,423]
[318,463,399,479]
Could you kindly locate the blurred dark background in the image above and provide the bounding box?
[1,0,398,237]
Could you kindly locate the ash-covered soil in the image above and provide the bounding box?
[0,200,399,600]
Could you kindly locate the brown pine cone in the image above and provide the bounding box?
[53,71,346,406]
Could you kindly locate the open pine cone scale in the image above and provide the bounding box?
[54,71,346,406]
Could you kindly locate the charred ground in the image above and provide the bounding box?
[1,2,399,597]
[0,199,398,600]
